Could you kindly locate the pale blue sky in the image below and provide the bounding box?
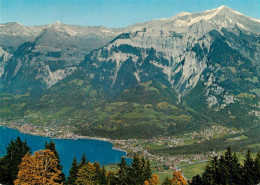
[0,0,259,28]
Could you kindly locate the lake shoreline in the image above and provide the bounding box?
[0,126,133,176]
[0,124,128,156]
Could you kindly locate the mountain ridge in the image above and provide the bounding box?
[79,6,259,98]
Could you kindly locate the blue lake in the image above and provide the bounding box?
[0,126,130,176]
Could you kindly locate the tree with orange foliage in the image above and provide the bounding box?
[144,174,160,185]
[172,171,187,185]
[14,149,63,185]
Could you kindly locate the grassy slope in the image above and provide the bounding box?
[178,161,207,180]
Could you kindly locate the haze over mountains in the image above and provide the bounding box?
[0,6,259,139]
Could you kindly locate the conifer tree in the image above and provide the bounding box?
[189,174,204,185]
[107,171,117,185]
[67,156,79,185]
[215,155,228,184]
[45,140,65,183]
[190,147,259,185]
[0,137,30,184]
[230,152,242,184]
[129,155,143,184]
[223,147,233,184]
[202,156,218,184]
[141,157,146,182]
[79,153,87,168]
[45,140,59,158]
[144,158,152,180]
[254,151,260,184]
[216,147,242,184]
[242,149,255,185]
[117,157,129,185]
[93,161,101,182]
[99,166,108,185]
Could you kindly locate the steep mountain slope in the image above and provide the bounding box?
[0,22,122,93]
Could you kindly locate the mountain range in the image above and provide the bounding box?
[0,6,259,140]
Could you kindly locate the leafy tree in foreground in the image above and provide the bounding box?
[0,137,30,185]
[161,171,187,185]
[144,174,160,185]
[15,149,62,185]
[172,171,187,185]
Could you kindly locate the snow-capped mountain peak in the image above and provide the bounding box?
[169,5,260,33]
[53,20,63,25]
[51,21,66,28]
[129,6,259,34]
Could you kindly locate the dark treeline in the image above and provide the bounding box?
[0,137,30,184]
[66,154,153,185]
[0,137,259,185]
[189,147,260,185]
